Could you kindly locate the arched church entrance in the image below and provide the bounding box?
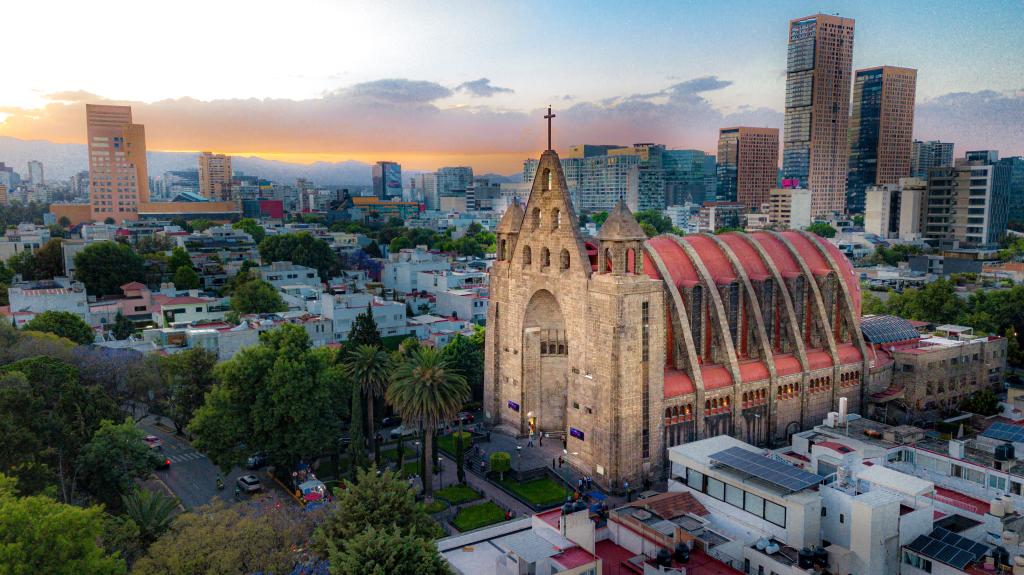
[522,289,568,435]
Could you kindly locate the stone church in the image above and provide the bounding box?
[483,145,867,490]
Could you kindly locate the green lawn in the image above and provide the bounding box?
[437,432,472,456]
[402,461,420,477]
[496,476,567,507]
[423,500,449,514]
[451,501,506,532]
[435,484,480,505]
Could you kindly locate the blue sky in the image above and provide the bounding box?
[0,0,1020,171]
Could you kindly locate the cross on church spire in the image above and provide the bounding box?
[544,106,556,151]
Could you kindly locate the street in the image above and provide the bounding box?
[139,415,250,509]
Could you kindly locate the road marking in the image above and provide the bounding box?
[168,452,206,463]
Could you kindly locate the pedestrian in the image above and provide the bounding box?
[539,433,544,446]
[552,458,556,469]
[577,478,583,491]
[527,434,534,447]
[558,456,563,468]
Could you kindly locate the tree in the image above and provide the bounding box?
[0,473,126,575]
[258,232,339,279]
[132,499,320,575]
[852,214,865,227]
[807,222,837,238]
[363,241,383,259]
[23,310,95,345]
[346,382,368,479]
[59,216,71,228]
[591,211,609,226]
[961,389,1000,416]
[489,451,511,481]
[229,278,285,314]
[73,241,146,297]
[167,247,193,273]
[634,210,674,234]
[190,324,347,472]
[328,525,450,575]
[442,333,484,402]
[134,235,175,255]
[386,347,469,500]
[76,419,161,507]
[231,218,265,245]
[104,217,116,225]
[34,238,65,278]
[315,468,440,557]
[121,488,179,546]
[347,344,391,466]
[389,236,412,253]
[347,303,383,349]
[455,431,465,484]
[110,311,134,340]
[172,265,201,290]
[162,348,218,435]
[639,222,658,238]
[190,219,216,232]
[6,249,37,280]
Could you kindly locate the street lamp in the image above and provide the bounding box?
[516,445,522,472]
[561,449,578,500]
[414,441,421,477]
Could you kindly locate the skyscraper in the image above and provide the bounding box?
[198,152,233,201]
[923,151,1009,248]
[717,127,779,211]
[911,140,954,178]
[846,66,917,214]
[415,172,439,210]
[436,166,474,206]
[782,13,855,218]
[1001,156,1024,223]
[372,161,402,199]
[27,161,44,186]
[86,104,149,222]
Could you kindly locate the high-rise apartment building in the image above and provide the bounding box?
[716,127,779,211]
[911,140,954,178]
[86,104,149,222]
[198,152,233,201]
[415,172,439,210]
[27,161,44,187]
[372,161,402,199]
[923,151,1010,248]
[864,177,926,240]
[1002,156,1024,223]
[782,13,855,218]
[436,167,474,198]
[768,186,812,230]
[847,66,917,214]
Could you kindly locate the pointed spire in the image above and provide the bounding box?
[496,199,524,233]
[596,199,646,241]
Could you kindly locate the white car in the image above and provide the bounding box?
[389,425,417,440]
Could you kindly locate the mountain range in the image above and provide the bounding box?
[0,136,521,187]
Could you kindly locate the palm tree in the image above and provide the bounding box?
[386,347,469,500]
[122,488,179,545]
[347,344,392,464]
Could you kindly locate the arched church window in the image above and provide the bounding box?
[540,342,547,354]
[498,239,507,261]
[541,247,550,268]
[552,208,561,229]
[626,248,636,273]
[531,207,541,230]
[604,248,614,273]
[522,245,532,266]
[542,168,552,191]
[560,249,570,270]
[558,343,566,355]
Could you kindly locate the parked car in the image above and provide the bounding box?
[380,415,402,428]
[155,456,171,470]
[143,435,163,449]
[389,425,417,440]
[454,412,475,425]
[246,452,268,469]
[236,474,262,493]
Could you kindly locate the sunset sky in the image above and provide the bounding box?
[1,0,1021,173]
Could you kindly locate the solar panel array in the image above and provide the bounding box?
[906,527,990,570]
[981,422,1024,442]
[860,315,920,344]
[709,446,825,492]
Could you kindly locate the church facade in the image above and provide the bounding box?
[483,148,868,490]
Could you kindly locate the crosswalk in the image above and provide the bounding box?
[166,451,206,464]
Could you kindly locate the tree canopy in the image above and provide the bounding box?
[190,324,348,471]
[172,265,201,290]
[0,473,126,575]
[229,278,286,314]
[23,310,95,345]
[73,241,146,297]
[161,348,218,435]
[258,232,339,279]
[806,222,837,238]
[231,218,265,244]
[76,419,160,507]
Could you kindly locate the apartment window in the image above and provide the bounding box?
[707,477,725,500]
[687,469,704,491]
[745,492,764,516]
[990,475,1007,491]
[839,513,845,524]
[725,483,744,508]
[765,501,786,527]
[821,507,827,517]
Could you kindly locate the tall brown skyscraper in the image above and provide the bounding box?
[198,152,233,200]
[717,127,779,211]
[86,104,149,223]
[846,66,917,214]
[782,13,855,218]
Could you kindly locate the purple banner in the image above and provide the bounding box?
[507,400,520,412]
[570,427,585,441]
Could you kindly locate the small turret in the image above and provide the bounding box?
[495,200,524,262]
[596,200,646,275]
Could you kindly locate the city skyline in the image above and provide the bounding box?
[0,0,1021,174]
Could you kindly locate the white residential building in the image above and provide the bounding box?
[380,245,450,293]
[5,277,92,326]
[415,269,487,294]
[257,261,322,290]
[0,223,51,259]
[320,292,407,342]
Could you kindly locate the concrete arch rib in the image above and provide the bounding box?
[667,234,743,433]
[708,234,778,438]
[794,230,871,408]
[764,230,840,416]
[643,242,706,425]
